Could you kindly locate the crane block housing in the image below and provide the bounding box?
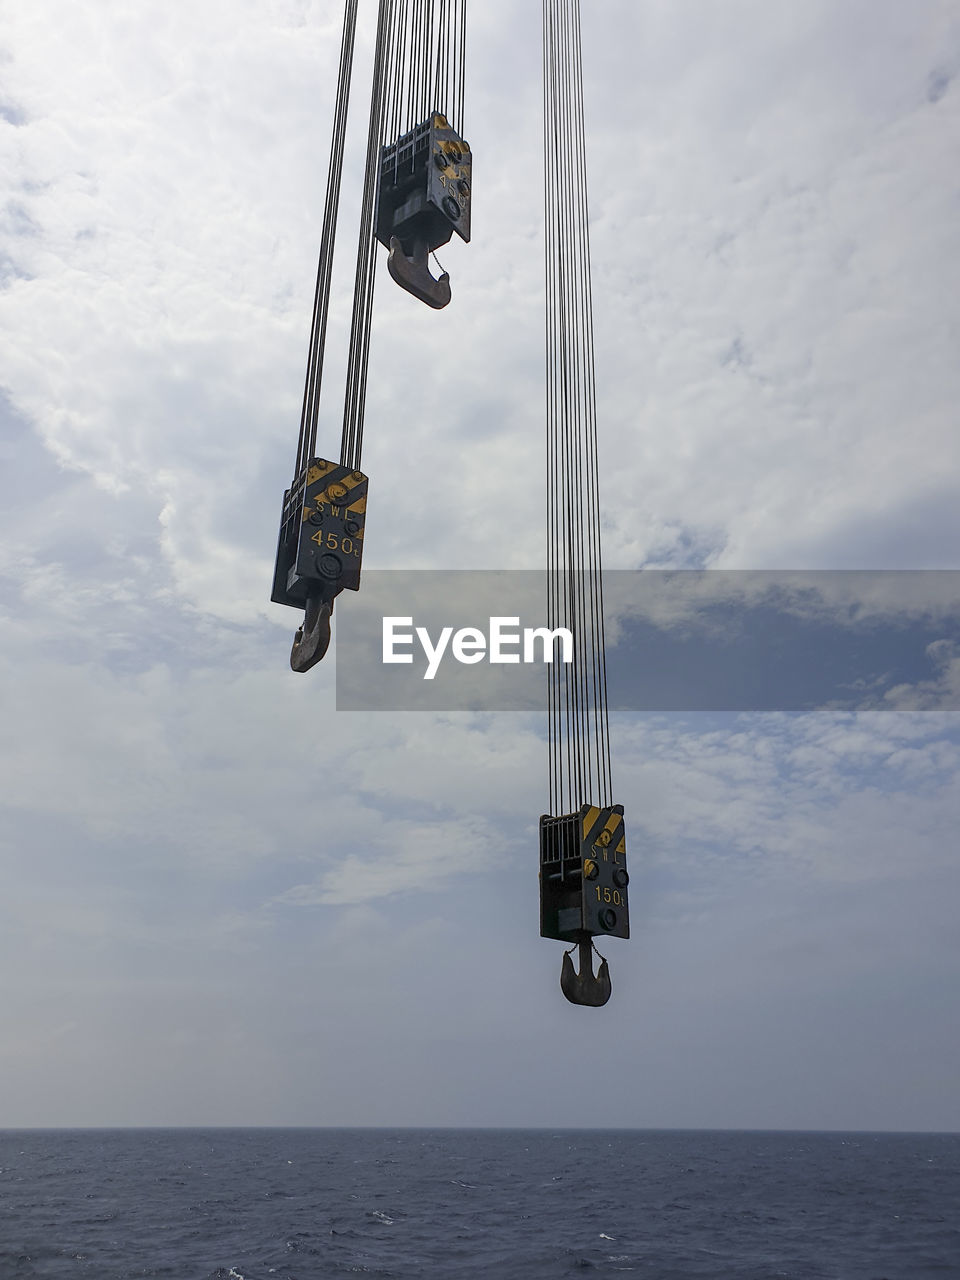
[271,458,368,611]
[376,112,472,256]
[540,804,630,944]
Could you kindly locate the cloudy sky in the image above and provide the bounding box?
[1,0,959,1130]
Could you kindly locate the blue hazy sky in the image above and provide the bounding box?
[1,0,959,1129]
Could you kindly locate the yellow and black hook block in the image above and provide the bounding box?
[270,458,368,671]
[376,113,472,309]
[540,803,629,1005]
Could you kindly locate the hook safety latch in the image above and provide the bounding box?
[560,938,612,1007]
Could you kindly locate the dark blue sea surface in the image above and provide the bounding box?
[0,1129,957,1279]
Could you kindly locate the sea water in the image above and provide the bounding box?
[1,1128,957,1278]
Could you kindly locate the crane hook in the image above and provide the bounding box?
[387,235,451,309]
[560,938,612,1007]
[290,592,334,673]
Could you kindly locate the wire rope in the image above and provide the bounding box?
[290,0,468,481]
[294,0,359,477]
[543,0,612,817]
[339,0,467,473]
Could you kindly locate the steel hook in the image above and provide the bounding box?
[387,235,451,309]
[290,592,334,673]
[560,938,612,1007]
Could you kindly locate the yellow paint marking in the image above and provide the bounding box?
[332,474,366,500]
[603,812,622,838]
[581,805,602,841]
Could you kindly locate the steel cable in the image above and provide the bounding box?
[339,0,467,473]
[543,0,612,816]
[294,0,359,476]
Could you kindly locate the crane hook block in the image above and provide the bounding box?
[540,804,629,1005]
[540,804,629,943]
[270,458,368,669]
[376,112,472,309]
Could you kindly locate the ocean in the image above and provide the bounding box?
[1,1129,957,1279]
